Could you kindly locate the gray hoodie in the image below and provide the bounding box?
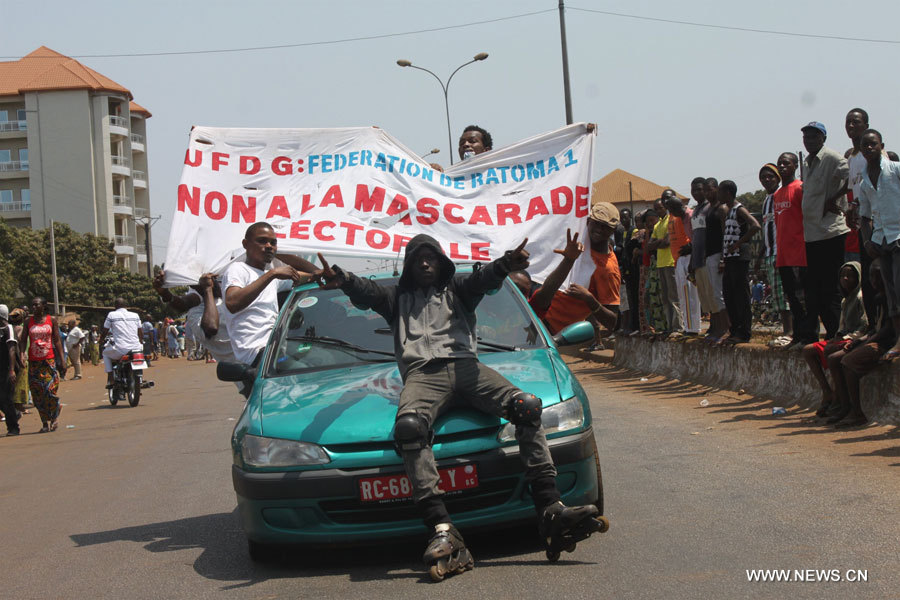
[332,234,513,380]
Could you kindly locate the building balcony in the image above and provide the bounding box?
[113,235,135,254]
[0,121,27,139]
[0,201,31,213]
[110,155,131,177]
[112,194,133,215]
[108,115,129,137]
[133,206,149,219]
[130,133,145,152]
[0,161,29,180]
[133,170,147,188]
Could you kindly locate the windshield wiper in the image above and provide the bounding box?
[287,335,395,358]
[476,338,521,352]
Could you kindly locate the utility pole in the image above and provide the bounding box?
[49,220,60,315]
[558,0,573,125]
[629,181,634,216]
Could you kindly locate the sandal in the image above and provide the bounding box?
[49,420,59,432]
[768,335,793,349]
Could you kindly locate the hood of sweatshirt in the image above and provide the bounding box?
[398,234,456,290]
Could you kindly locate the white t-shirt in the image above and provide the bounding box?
[184,290,236,363]
[848,151,866,204]
[65,326,85,350]
[103,308,143,352]
[221,262,292,364]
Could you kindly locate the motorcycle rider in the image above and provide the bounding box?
[100,298,144,389]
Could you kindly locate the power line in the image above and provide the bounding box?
[0,9,555,60]
[567,6,900,45]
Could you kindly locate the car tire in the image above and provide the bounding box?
[590,436,604,516]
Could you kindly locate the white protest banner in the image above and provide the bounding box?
[164,123,595,286]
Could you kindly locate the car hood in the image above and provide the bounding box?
[255,350,563,444]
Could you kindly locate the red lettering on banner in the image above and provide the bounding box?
[444,204,464,224]
[300,194,314,215]
[314,221,335,242]
[321,185,344,208]
[449,243,469,260]
[575,186,589,217]
[272,156,292,176]
[392,235,411,254]
[178,185,200,215]
[184,149,202,167]
[496,203,522,226]
[205,191,227,220]
[266,195,291,219]
[387,194,412,225]
[231,195,257,223]
[366,229,390,250]
[471,242,490,260]
[551,186,573,215]
[468,205,494,226]
[415,198,439,225]
[290,220,310,240]
[275,232,286,239]
[525,196,550,220]
[211,152,229,171]
[240,156,261,175]
[339,222,363,245]
[355,185,386,212]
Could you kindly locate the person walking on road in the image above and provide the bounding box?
[65,319,85,380]
[18,297,66,432]
[0,305,20,436]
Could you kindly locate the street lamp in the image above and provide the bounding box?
[422,148,440,159]
[396,52,489,165]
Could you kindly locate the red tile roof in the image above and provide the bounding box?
[592,168,687,205]
[129,101,151,118]
[0,47,147,116]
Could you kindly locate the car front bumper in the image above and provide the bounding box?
[232,427,599,545]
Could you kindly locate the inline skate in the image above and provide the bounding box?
[539,501,610,562]
[423,523,474,582]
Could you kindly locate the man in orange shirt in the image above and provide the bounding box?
[542,202,621,345]
[665,192,701,335]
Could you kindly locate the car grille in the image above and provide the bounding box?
[323,425,501,455]
[319,476,520,524]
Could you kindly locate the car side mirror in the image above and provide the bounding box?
[551,321,594,346]
[217,361,256,383]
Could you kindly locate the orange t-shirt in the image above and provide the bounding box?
[667,214,691,259]
[542,250,620,334]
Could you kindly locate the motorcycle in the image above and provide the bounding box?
[108,351,153,407]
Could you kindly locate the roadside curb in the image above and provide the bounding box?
[582,335,900,426]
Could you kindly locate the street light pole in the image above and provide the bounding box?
[558,0,573,125]
[397,53,488,165]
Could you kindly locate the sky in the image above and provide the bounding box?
[7,0,900,267]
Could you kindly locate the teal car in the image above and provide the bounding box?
[226,270,603,560]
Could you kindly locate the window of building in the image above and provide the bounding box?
[0,150,10,163]
[21,189,30,208]
[16,109,26,121]
[0,190,12,204]
[18,149,28,162]
[0,111,7,122]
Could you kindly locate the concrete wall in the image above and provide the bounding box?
[26,89,97,232]
[611,336,900,425]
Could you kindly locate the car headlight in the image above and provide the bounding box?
[241,434,330,467]
[497,396,585,442]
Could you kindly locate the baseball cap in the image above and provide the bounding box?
[0,304,7,321]
[589,202,620,227]
[801,121,827,136]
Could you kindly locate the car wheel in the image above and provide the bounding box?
[590,436,604,516]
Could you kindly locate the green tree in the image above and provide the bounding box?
[737,189,767,214]
[0,220,178,323]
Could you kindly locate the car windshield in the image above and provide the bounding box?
[265,276,546,377]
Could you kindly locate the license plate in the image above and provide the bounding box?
[358,464,479,503]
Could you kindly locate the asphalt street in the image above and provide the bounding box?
[1,352,897,599]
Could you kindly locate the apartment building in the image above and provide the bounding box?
[0,46,152,272]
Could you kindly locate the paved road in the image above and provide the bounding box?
[1,354,897,599]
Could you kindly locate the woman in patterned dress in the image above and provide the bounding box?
[18,297,66,432]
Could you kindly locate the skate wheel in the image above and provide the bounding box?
[429,564,445,582]
[546,549,560,562]
[596,516,610,533]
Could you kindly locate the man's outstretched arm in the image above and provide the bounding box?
[529,229,584,312]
